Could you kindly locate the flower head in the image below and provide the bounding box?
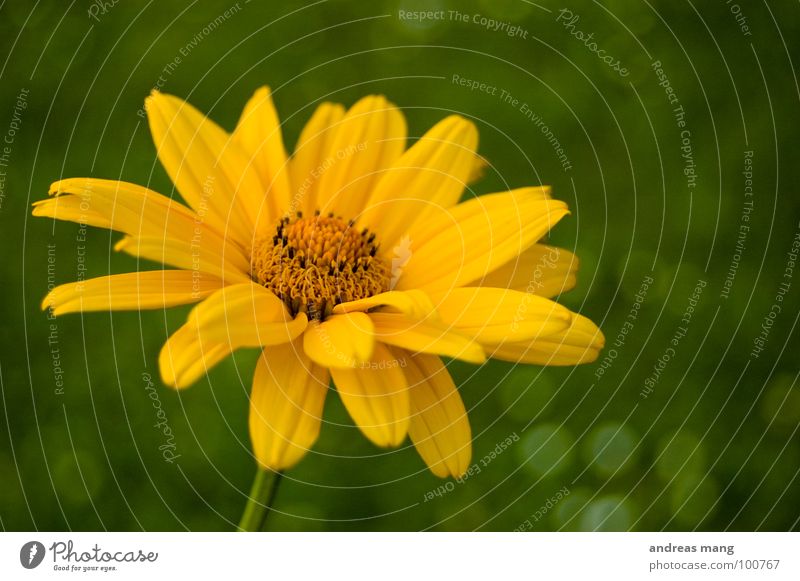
[33,87,604,477]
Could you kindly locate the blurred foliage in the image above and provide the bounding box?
[1,0,798,531]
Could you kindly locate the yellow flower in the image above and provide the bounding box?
[33,88,604,478]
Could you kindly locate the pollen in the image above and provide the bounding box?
[251,211,391,320]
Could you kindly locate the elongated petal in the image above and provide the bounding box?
[406,186,551,248]
[333,289,436,320]
[485,313,605,366]
[315,96,406,218]
[397,188,567,292]
[289,102,346,215]
[233,86,292,221]
[158,322,233,389]
[42,270,224,316]
[402,352,471,478]
[159,284,307,388]
[33,179,248,270]
[114,236,251,284]
[250,341,330,470]
[146,92,262,243]
[330,342,409,447]
[32,193,112,230]
[370,313,485,364]
[359,115,478,248]
[432,287,572,344]
[303,312,374,369]
[468,244,578,298]
[160,315,307,389]
[187,283,306,346]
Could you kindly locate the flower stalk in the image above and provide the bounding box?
[238,468,283,531]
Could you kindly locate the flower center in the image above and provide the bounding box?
[251,211,391,320]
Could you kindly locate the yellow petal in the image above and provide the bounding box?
[32,193,112,230]
[333,289,436,320]
[289,102,346,215]
[159,314,306,389]
[468,244,578,298]
[330,342,409,447]
[370,313,485,364]
[359,115,478,248]
[303,312,374,369]
[397,188,567,292]
[42,270,224,316]
[33,178,248,270]
[41,178,195,237]
[145,91,262,244]
[315,95,406,218]
[407,186,551,248]
[402,352,472,478]
[432,287,572,344]
[250,341,329,470]
[485,313,605,366]
[187,283,306,346]
[232,86,292,220]
[159,323,234,389]
[159,284,307,388]
[114,236,251,284]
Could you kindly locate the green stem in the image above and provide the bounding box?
[238,468,283,531]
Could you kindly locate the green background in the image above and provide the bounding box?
[1,0,798,531]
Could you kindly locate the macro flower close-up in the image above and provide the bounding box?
[32,88,603,527]
[4,2,798,572]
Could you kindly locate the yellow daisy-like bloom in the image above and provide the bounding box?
[33,88,604,478]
